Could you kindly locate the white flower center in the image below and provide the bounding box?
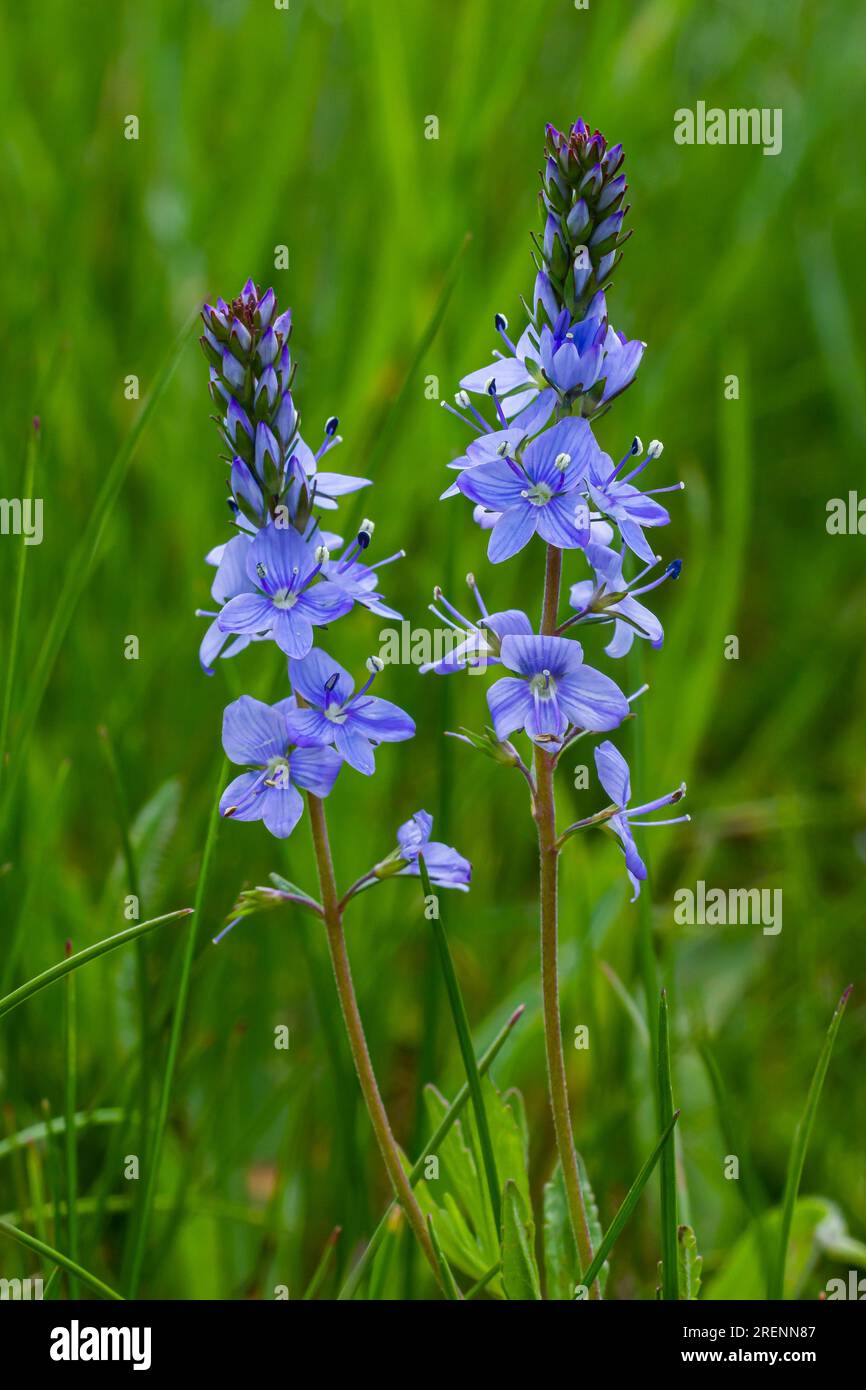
[272,587,298,610]
[529,670,556,699]
[524,482,553,507]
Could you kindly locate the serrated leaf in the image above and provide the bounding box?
[677,1224,702,1299]
[501,1179,541,1301]
[543,1163,577,1300]
[576,1151,609,1295]
[414,1077,531,1297]
[427,1215,462,1300]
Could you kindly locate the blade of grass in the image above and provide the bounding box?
[63,942,78,1293]
[769,985,852,1299]
[124,756,227,1296]
[579,1110,680,1292]
[98,727,149,1131]
[338,1003,525,1299]
[0,309,199,824]
[0,1218,124,1300]
[301,1225,341,1300]
[417,852,501,1233]
[343,231,472,535]
[0,909,192,1023]
[465,1259,501,1300]
[0,1107,123,1159]
[657,989,678,1300]
[0,417,41,798]
[697,1038,771,1293]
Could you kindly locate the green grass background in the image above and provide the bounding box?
[1,0,864,1299]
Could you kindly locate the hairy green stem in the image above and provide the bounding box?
[306,793,443,1292]
[534,544,598,1293]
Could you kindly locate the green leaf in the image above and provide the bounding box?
[657,990,679,1300]
[543,1163,577,1301]
[414,1075,531,1296]
[705,1197,844,1300]
[770,986,851,1298]
[337,1005,525,1300]
[500,1179,541,1301]
[417,852,501,1231]
[427,1215,462,1300]
[576,1152,609,1295]
[0,1219,124,1301]
[578,1110,680,1295]
[677,1224,702,1300]
[0,909,192,1023]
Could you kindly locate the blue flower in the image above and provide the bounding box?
[594,741,688,900]
[457,294,644,426]
[217,523,353,659]
[389,811,472,891]
[421,574,533,674]
[456,418,595,563]
[288,647,415,775]
[568,542,681,658]
[317,529,404,620]
[197,533,261,674]
[219,694,342,839]
[487,633,628,749]
[441,425,529,501]
[586,438,680,564]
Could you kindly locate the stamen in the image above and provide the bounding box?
[440,399,485,435]
[432,586,475,630]
[486,378,508,428]
[628,814,691,827]
[494,311,516,353]
[213,917,243,945]
[466,571,488,617]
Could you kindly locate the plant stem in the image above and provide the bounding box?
[534,544,598,1294]
[306,792,443,1292]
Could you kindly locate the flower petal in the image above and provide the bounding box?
[487,503,536,563]
[261,783,305,839]
[290,746,342,798]
[594,740,631,806]
[556,665,629,731]
[218,593,273,635]
[289,647,354,706]
[487,676,533,740]
[499,633,584,680]
[334,724,376,775]
[222,695,288,765]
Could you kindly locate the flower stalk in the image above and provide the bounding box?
[306,792,443,1290]
[533,544,599,1294]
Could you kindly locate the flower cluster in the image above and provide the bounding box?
[430,121,690,897]
[197,281,469,890]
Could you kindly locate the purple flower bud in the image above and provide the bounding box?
[257,327,278,368]
[256,286,276,330]
[254,421,281,483]
[275,391,298,448]
[229,318,252,357]
[221,347,246,394]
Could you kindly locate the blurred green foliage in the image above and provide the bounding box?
[0,0,864,1299]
